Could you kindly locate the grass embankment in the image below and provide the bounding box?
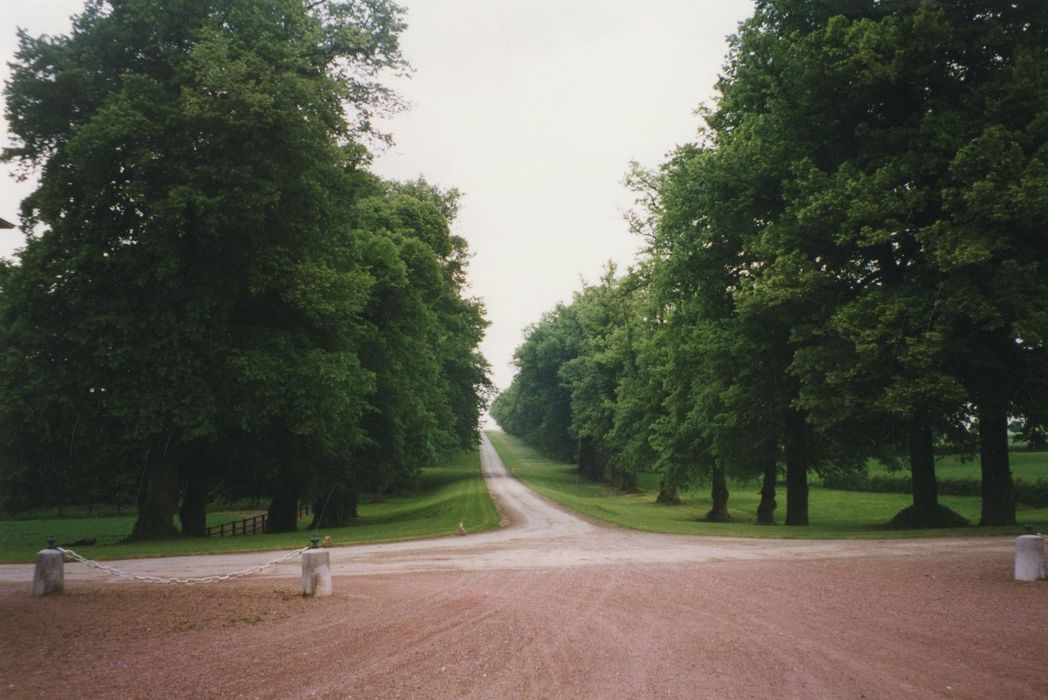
[486,430,1048,539]
[0,449,499,564]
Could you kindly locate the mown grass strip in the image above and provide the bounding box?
[0,449,500,563]
[486,430,1048,539]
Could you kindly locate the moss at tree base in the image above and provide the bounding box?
[887,504,969,529]
[705,508,732,523]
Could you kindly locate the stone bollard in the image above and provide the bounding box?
[301,547,332,598]
[33,538,64,596]
[1014,530,1046,582]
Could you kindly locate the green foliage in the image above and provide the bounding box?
[731,0,1048,526]
[496,1,1048,529]
[490,300,583,462]
[0,0,490,538]
[491,264,659,491]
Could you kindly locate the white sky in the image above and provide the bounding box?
[0,0,755,392]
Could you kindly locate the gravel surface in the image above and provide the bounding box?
[2,434,1046,699]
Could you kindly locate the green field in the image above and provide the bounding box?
[869,451,1048,481]
[0,449,500,563]
[486,430,1048,539]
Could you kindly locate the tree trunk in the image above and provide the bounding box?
[756,458,777,525]
[784,410,809,526]
[131,449,181,540]
[310,485,358,529]
[706,464,731,522]
[656,469,682,505]
[909,408,938,512]
[178,462,208,537]
[612,467,638,492]
[578,437,605,481]
[978,397,1016,526]
[267,487,300,533]
[888,409,968,528]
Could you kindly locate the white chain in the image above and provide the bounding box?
[57,546,309,585]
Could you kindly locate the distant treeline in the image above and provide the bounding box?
[493,1,1048,529]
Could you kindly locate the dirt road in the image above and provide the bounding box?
[2,434,1046,699]
[0,434,1012,583]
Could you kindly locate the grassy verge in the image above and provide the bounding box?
[486,430,1048,539]
[0,449,499,563]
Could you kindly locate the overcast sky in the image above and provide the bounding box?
[0,0,756,393]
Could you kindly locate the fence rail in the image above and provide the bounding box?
[205,504,311,538]
[207,514,267,538]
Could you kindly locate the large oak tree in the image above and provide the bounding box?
[1,0,491,537]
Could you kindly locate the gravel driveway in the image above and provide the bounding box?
[2,434,1045,699]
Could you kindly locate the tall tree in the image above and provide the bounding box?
[647,131,819,525]
[491,304,581,462]
[1,0,409,537]
[728,0,1048,526]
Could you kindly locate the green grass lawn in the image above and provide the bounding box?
[0,449,500,564]
[868,451,1048,481]
[486,430,1048,539]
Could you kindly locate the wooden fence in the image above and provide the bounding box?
[205,504,311,538]
[207,514,267,538]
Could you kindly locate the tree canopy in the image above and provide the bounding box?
[494,0,1048,529]
[0,0,491,538]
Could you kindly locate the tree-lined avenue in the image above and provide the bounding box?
[0,433,1015,584]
